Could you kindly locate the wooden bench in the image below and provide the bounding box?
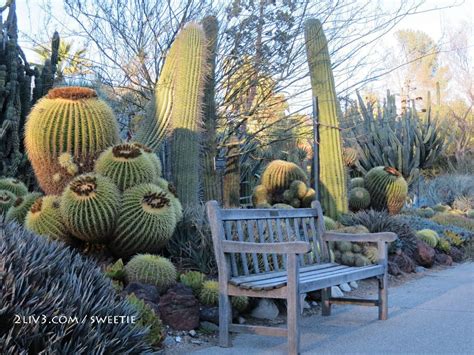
[206,200,397,355]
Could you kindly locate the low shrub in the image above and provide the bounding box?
[431,213,474,232]
[421,174,474,206]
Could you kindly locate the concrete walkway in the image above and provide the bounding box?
[192,262,474,354]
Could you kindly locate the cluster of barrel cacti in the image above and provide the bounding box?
[330,225,374,266]
[0,177,42,224]
[415,229,452,253]
[347,166,408,215]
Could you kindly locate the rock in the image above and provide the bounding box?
[389,252,416,273]
[200,321,219,332]
[435,253,453,266]
[237,316,246,324]
[413,240,435,267]
[349,281,358,289]
[311,301,318,307]
[251,299,279,320]
[200,306,219,324]
[339,283,351,292]
[331,286,344,297]
[123,282,160,313]
[175,336,182,343]
[415,266,426,273]
[189,330,197,337]
[163,336,175,347]
[449,247,464,262]
[388,261,402,276]
[159,283,200,330]
[300,294,311,313]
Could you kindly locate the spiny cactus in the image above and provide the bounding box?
[252,184,270,207]
[95,143,156,191]
[341,251,356,266]
[199,280,219,306]
[415,229,439,247]
[5,192,42,224]
[343,147,358,167]
[352,243,362,253]
[155,177,183,222]
[179,271,206,296]
[58,152,79,176]
[365,166,408,215]
[414,207,435,218]
[363,245,378,263]
[433,204,450,213]
[350,177,365,189]
[289,180,308,200]
[0,190,16,214]
[336,225,370,234]
[261,160,307,200]
[335,240,352,253]
[60,174,120,243]
[24,195,69,241]
[304,18,348,219]
[437,239,451,253]
[130,142,162,176]
[231,295,249,312]
[467,210,474,219]
[354,254,371,267]
[125,254,177,293]
[25,87,119,194]
[111,183,177,257]
[348,187,371,211]
[301,187,316,207]
[272,203,294,209]
[0,177,28,196]
[323,216,337,230]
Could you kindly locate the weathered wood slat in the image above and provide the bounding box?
[329,297,379,306]
[227,283,288,299]
[275,218,287,269]
[235,220,249,275]
[222,241,311,254]
[224,221,238,277]
[220,208,320,220]
[323,231,398,243]
[293,218,305,266]
[246,220,260,274]
[256,219,271,272]
[301,218,314,264]
[229,324,287,337]
[266,219,280,272]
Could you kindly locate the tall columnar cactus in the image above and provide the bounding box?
[95,143,156,191]
[304,19,348,219]
[365,166,408,215]
[5,192,42,224]
[223,135,241,207]
[60,174,120,243]
[201,16,221,202]
[111,183,177,257]
[25,87,119,194]
[24,195,69,241]
[260,160,307,202]
[169,23,208,208]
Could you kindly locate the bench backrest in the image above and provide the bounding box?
[206,200,329,277]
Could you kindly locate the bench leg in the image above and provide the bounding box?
[378,273,388,320]
[219,292,232,347]
[321,287,331,316]
[287,254,300,355]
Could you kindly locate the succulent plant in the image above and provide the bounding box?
[125,254,177,292]
[130,142,163,177]
[341,251,356,266]
[289,180,308,200]
[432,204,450,213]
[336,225,370,234]
[354,254,371,267]
[467,210,474,219]
[333,249,342,262]
[335,240,353,253]
[5,192,42,224]
[352,243,362,253]
[323,216,337,230]
[431,213,474,232]
[444,231,464,247]
[289,198,301,208]
[343,147,358,167]
[301,187,316,207]
[414,207,436,218]
[199,280,219,306]
[261,160,307,199]
[60,174,120,243]
[350,177,365,189]
[272,203,294,209]
[415,229,439,247]
[155,177,183,222]
[127,293,165,346]
[25,87,119,194]
[437,239,451,253]
[231,295,249,312]
[304,18,348,219]
[0,177,28,196]
[0,189,16,214]
[252,184,270,206]
[179,271,206,295]
[24,195,69,241]
[111,183,177,257]
[363,245,378,263]
[256,203,272,208]
[94,143,156,191]
[282,189,293,202]
[348,187,371,211]
[105,259,126,281]
[365,166,408,214]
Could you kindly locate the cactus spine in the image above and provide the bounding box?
[5,192,42,224]
[304,19,348,219]
[365,166,408,215]
[0,177,28,196]
[24,195,69,241]
[125,254,177,292]
[25,87,119,194]
[348,187,371,211]
[260,160,307,201]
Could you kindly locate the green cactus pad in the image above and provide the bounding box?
[125,254,177,293]
[25,195,69,241]
[348,187,371,211]
[366,166,408,215]
[415,229,439,247]
[349,177,365,189]
[60,174,120,243]
[0,189,16,214]
[180,271,206,295]
[5,192,42,224]
[0,177,28,196]
[154,177,183,222]
[111,183,177,257]
[199,280,219,306]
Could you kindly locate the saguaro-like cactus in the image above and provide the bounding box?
[304,19,348,219]
[25,87,119,194]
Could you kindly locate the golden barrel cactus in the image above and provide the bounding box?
[25,87,119,194]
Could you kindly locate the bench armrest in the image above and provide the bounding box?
[221,240,311,254]
[322,232,397,243]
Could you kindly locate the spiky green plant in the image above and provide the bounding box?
[431,213,474,232]
[60,174,120,243]
[415,229,439,247]
[363,245,378,263]
[335,240,353,253]
[130,142,163,177]
[343,147,358,167]
[289,180,308,200]
[5,192,42,224]
[348,187,371,211]
[25,87,119,194]
[324,216,337,230]
[0,177,28,196]
[105,259,126,281]
[127,294,165,347]
[350,177,365,189]
[433,204,450,213]
[261,160,307,200]
[0,189,16,214]
[467,210,474,219]
[125,254,177,292]
[341,251,355,266]
[25,195,69,241]
[179,271,206,296]
[95,143,156,191]
[354,254,371,267]
[414,207,435,218]
[155,177,183,222]
[304,18,348,219]
[301,187,316,207]
[199,280,219,306]
[365,166,408,214]
[252,184,270,206]
[231,295,249,312]
[111,183,177,257]
[437,239,451,253]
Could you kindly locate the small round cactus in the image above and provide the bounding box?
[289,198,301,208]
[5,192,42,225]
[199,280,219,306]
[415,229,439,248]
[466,209,474,219]
[0,178,28,196]
[349,177,365,189]
[323,216,337,230]
[111,183,177,257]
[231,295,249,312]
[131,142,163,177]
[261,160,307,196]
[125,254,177,292]
[95,143,156,191]
[179,271,206,295]
[437,239,451,253]
[354,254,371,267]
[363,245,378,263]
[252,184,270,207]
[433,204,450,213]
[336,225,369,234]
[335,240,353,253]
[343,147,358,167]
[352,243,362,253]
[60,174,120,243]
[301,187,316,207]
[282,189,293,203]
[289,180,308,200]
[341,251,355,266]
[415,207,435,218]
[348,187,371,211]
[155,177,183,222]
[0,190,16,214]
[272,203,294,209]
[25,196,69,241]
